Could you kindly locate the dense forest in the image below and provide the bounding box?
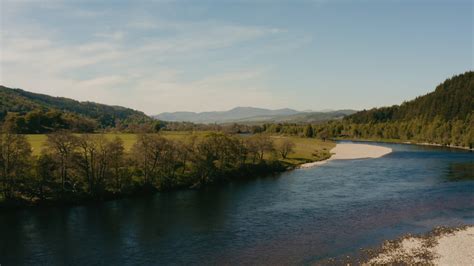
[0,86,153,133]
[346,71,473,123]
[341,71,473,148]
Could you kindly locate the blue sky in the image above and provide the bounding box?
[0,0,472,114]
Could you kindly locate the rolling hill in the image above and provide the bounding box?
[0,85,152,132]
[154,107,299,123]
[154,107,356,124]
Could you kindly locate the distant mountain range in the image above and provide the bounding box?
[154,107,357,124]
[0,85,356,131]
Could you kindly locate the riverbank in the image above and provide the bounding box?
[411,141,473,151]
[1,134,334,211]
[334,137,473,151]
[0,161,289,211]
[363,225,474,265]
[299,143,392,168]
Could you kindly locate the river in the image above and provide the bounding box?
[1,142,473,265]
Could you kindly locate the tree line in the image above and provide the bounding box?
[345,71,473,124]
[257,114,473,149]
[0,130,296,206]
[0,109,164,134]
[254,71,474,148]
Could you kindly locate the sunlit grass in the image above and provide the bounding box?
[272,136,335,165]
[26,132,335,165]
[26,131,209,156]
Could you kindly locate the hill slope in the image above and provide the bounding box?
[346,71,473,123]
[0,85,151,132]
[337,71,473,148]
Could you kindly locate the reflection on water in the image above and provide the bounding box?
[0,142,473,265]
[446,162,474,181]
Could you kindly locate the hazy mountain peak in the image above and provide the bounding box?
[153,106,356,124]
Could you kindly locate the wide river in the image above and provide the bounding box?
[1,142,473,265]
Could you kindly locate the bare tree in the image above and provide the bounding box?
[35,153,56,200]
[131,134,172,186]
[75,134,113,195]
[277,139,295,159]
[178,134,197,174]
[76,134,96,194]
[0,131,32,199]
[246,134,275,162]
[46,131,78,193]
[108,137,125,192]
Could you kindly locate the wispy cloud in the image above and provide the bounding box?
[130,69,282,113]
[2,0,470,113]
[0,1,310,113]
[94,31,125,41]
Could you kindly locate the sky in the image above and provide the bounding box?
[0,0,472,115]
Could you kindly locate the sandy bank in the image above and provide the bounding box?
[299,143,392,168]
[364,226,474,265]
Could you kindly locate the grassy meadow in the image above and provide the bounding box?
[26,132,335,165]
[26,131,202,155]
[271,136,335,165]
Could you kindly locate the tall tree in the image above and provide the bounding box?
[46,131,78,193]
[35,153,57,200]
[304,125,314,138]
[277,139,295,159]
[131,134,172,187]
[75,134,112,195]
[246,134,275,162]
[108,137,125,192]
[0,131,32,199]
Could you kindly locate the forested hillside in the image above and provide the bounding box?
[346,71,473,123]
[257,72,473,149]
[0,86,152,133]
[332,72,473,148]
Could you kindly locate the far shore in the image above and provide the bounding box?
[299,143,392,168]
[409,141,473,151]
[335,138,473,151]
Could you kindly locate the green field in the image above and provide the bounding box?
[26,132,201,155]
[271,136,335,164]
[26,132,335,164]
[27,133,140,155]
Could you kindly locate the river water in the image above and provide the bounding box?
[1,142,473,265]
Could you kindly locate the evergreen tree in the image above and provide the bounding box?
[304,125,314,138]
